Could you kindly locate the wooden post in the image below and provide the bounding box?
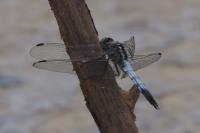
[48,0,139,132]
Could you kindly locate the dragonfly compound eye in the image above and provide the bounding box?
[100,37,114,44]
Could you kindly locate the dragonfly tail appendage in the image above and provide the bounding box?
[140,88,159,110]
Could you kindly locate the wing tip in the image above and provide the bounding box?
[33,62,37,67]
[38,60,47,63]
[33,60,47,66]
[36,43,45,46]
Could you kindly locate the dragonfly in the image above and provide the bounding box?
[30,36,161,109]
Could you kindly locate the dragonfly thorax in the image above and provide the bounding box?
[100,37,128,65]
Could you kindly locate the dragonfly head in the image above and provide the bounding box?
[100,37,128,65]
[99,37,114,50]
[100,37,114,44]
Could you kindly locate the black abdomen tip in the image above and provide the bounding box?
[141,89,159,110]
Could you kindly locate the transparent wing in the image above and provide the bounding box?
[30,43,68,60]
[30,43,102,60]
[33,58,109,74]
[31,43,107,74]
[33,53,161,76]
[129,53,162,71]
[33,59,75,74]
[123,36,135,58]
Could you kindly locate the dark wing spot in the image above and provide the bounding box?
[33,60,47,66]
[36,43,45,46]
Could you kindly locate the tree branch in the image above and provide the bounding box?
[48,0,139,132]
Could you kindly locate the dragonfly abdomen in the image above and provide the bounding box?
[127,71,145,91]
[128,71,159,110]
[121,60,159,109]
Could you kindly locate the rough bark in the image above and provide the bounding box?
[48,0,139,132]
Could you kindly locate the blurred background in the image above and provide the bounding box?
[0,0,200,133]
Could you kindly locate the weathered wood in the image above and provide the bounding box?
[121,85,140,110]
[48,0,139,132]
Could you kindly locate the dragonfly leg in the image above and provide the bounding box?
[101,58,120,77]
[104,58,109,70]
[114,63,120,76]
[102,58,110,76]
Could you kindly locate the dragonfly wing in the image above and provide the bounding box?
[129,53,162,71]
[30,43,104,60]
[33,59,75,74]
[123,36,135,58]
[33,58,109,75]
[30,43,69,60]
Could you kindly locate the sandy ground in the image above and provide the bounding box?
[0,0,200,133]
